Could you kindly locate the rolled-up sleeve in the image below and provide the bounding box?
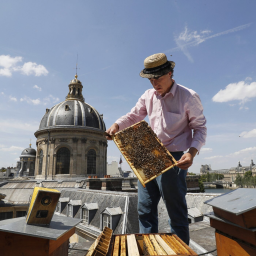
[186,93,207,152]
[115,92,147,131]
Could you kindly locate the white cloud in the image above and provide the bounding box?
[0,146,24,152]
[201,148,212,153]
[229,147,256,156]
[204,155,223,160]
[212,81,256,106]
[33,85,42,91]
[1,92,4,95]
[20,94,59,105]
[20,96,41,105]
[245,77,252,81]
[9,96,17,102]
[0,55,48,77]
[0,120,38,134]
[170,23,251,62]
[18,62,48,76]
[240,129,256,138]
[42,95,59,105]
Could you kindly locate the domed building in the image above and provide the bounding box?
[18,144,36,176]
[34,74,107,179]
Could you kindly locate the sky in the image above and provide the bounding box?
[1,0,256,174]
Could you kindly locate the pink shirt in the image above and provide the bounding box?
[115,81,207,152]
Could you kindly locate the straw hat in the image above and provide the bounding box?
[140,53,175,78]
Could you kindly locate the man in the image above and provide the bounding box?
[106,53,207,245]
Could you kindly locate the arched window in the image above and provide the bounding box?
[87,149,96,174]
[56,147,70,174]
[38,150,43,175]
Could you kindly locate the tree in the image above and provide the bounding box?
[199,179,205,192]
[0,167,6,172]
[235,174,243,188]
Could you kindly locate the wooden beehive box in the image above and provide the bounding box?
[204,188,256,229]
[108,233,198,256]
[112,121,177,187]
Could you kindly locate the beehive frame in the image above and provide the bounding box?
[112,121,177,187]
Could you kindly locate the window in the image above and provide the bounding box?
[56,147,70,174]
[102,214,111,228]
[16,211,26,217]
[82,209,89,223]
[39,150,43,175]
[68,204,72,217]
[0,212,13,221]
[87,149,96,174]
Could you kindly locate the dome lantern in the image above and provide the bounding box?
[66,74,85,102]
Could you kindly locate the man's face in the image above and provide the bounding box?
[148,72,173,96]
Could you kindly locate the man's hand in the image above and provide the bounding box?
[176,147,198,170]
[105,123,119,140]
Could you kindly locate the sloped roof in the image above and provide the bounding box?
[69,200,82,206]
[101,207,123,215]
[59,197,69,202]
[59,189,139,234]
[82,203,98,210]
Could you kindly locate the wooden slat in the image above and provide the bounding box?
[126,234,140,256]
[149,234,167,255]
[113,236,120,256]
[161,234,183,255]
[155,234,176,255]
[143,235,157,255]
[120,236,126,256]
[168,235,189,255]
[172,234,194,255]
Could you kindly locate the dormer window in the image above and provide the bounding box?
[100,207,122,231]
[56,197,69,214]
[67,200,82,218]
[65,105,70,111]
[80,203,98,224]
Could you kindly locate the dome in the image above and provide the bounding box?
[37,74,106,131]
[38,100,105,130]
[20,145,36,157]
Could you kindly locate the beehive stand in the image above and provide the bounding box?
[112,121,177,187]
[0,215,81,256]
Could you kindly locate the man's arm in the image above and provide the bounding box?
[177,93,207,169]
[106,123,119,140]
[177,147,197,169]
[105,92,148,140]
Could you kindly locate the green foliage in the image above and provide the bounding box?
[235,173,256,188]
[0,168,6,172]
[200,172,224,182]
[188,172,196,176]
[199,179,205,192]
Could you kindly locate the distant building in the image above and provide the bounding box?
[200,160,256,182]
[107,161,133,177]
[18,144,36,177]
[34,74,107,179]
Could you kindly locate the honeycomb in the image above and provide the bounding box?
[113,121,176,185]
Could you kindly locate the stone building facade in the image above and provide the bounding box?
[34,75,107,179]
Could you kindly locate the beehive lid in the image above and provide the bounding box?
[204,188,256,215]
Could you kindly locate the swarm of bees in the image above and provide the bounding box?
[115,121,175,180]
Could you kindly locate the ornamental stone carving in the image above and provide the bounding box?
[81,138,87,143]
[90,140,96,144]
[59,138,68,142]
[50,138,55,144]
[72,137,79,143]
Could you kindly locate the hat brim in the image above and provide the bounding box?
[140,61,175,78]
